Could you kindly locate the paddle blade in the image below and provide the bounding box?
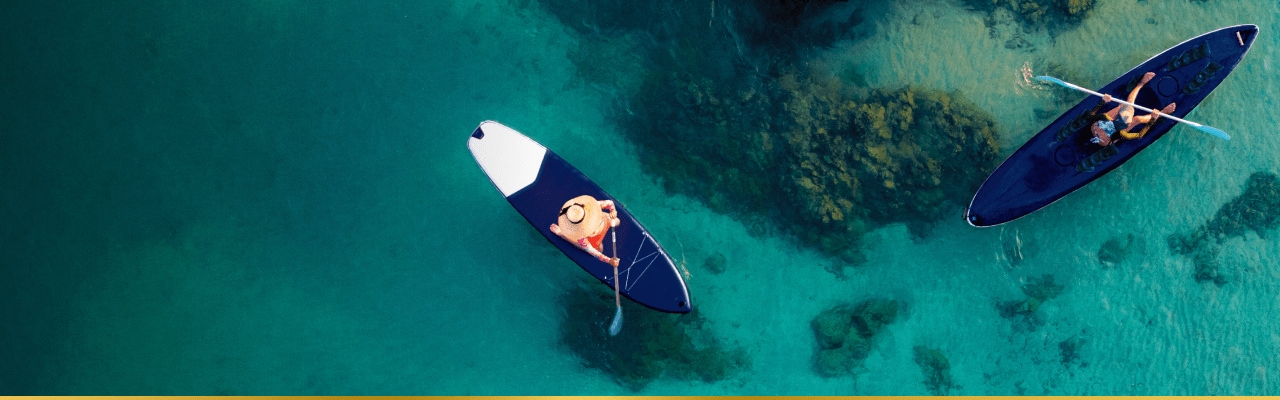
[1034,75,1070,88]
[1192,123,1231,140]
[608,307,623,336]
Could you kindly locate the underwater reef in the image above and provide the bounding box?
[773,74,1002,255]
[559,281,749,391]
[912,346,960,395]
[997,274,1065,330]
[1097,233,1135,268]
[743,0,868,49]
[1059,335,1086,368]
[810,298,899,377]
[704,252,728,275]
[1167,172,1280,286]
[962,0,1095,32]
[537,0,1003,265]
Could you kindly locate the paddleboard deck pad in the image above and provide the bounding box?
[468,121,692,313]
[966,25,1258,227]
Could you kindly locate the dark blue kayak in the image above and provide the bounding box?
[966,25,1259,227]
[468,121,692,313]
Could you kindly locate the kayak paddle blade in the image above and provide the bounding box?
[1034,75,1071,88]
[1192,123,1231,140]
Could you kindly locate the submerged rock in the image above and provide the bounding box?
[1021,274,1064,302]
[1203,172,1280,240]
[1167,172,1280,285]
[997,274,1064,329]
[810,298,901,377]
[704,252,728,275]
[1059,335,1086,367]
[1097,233,1135,268]
[961,0,1095,32]
[559,281,749,391]
[850,298,899,338]
[912,346,960,395]
[812,304,853,350]
[1192,247,1227,286]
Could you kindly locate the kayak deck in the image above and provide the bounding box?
[966,25,1258,227]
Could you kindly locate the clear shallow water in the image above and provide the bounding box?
[1,0,1277,395]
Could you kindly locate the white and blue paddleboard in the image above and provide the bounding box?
[468,121,692,313]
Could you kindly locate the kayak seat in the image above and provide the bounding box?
[1077,144,1119,173]
[1183,61,1223,96]
[1056,112,1094,142]
[1164,41,1210,72]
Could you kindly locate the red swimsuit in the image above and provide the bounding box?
[575,202,615,256]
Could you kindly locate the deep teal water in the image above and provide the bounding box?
[2,0,1278,395]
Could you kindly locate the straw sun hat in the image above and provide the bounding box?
[556,195,607,240]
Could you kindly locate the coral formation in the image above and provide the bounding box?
[1200,172,1280,240]
[1168,172,1280,286]
[629,67,1001,262]
[559,281,749,390]
[704,252,728,275]
[1059,335,1086,367]
[998,274,1064,329]
[912,346,960,395]
[810,298,900,377]
[1097,233,1135,268]
[962,0,1096,31]
[775,74,1002,244]
[539,0,1003,263]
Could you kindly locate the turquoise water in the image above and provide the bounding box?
[2,0,1278,395]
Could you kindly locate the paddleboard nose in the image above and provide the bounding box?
[468,121,548,197]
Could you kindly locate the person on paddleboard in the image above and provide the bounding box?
[550,195,621,267]
[1085,72,1177,147]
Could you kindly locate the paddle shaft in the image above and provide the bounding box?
[1038,76,1227,138]
[612,228,619,308]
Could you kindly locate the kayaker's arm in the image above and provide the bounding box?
[1118,119,1158,140]
[1087,96,1111,117]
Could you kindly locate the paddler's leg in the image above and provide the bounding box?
[1128,72,1156,104]
[1131,103,1177,126]
[1116,72,1156,128]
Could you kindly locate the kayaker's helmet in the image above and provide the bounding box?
[557,195,606,239]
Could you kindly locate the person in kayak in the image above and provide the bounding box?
[550,195,621,267]
[1085,72,1177,147]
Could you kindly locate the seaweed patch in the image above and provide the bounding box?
[559,281,749,390]
[1167,172,1280,286]
[538,0,1002,265]
[811,298,900,377]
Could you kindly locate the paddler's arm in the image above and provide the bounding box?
[1079,96,1114,130]
[600,200,620,227]
[1086,94,1113,118]
[577,238,619,266]
[1118,111,1160,140]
